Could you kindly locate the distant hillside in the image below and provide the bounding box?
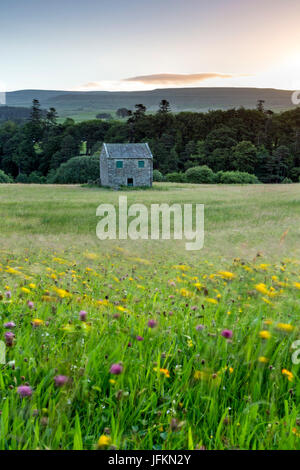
[0,105,32,123]
[5,87,297,120]
[0,105,47,123]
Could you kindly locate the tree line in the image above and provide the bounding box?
[0,98,300,183]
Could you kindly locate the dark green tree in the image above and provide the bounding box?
[158,100,171,114]
[231,141,258,174]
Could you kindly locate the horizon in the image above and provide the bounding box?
[5,85,297,94]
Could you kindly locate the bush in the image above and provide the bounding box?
[281,177,293,184]
[165,172,186,183]
[15,173,28,183]
[289,167,300,182]
[216,171,259,184]
[153,169,164,182]
[27,171,46,184]
[185,165,215,184]
[50,156,100,184]
[0,169,13,183]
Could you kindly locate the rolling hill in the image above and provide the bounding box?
[4,87,297,121]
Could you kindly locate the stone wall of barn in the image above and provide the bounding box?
[99,149,109,186]
[101,157,153,188]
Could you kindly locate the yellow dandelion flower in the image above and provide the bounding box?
[293,282,300,290]
[262,297,273,305]
[21,287,30,294]
[160,368,170,378]
[32,318,44,327]
[173,265,189,271]
[84,252,98,260]
[258,264,270,271]
[29,283,36,289]
[194,370,207,380]
[116,305,127,312]
[242,265,253,272]
[206,298,218,304]
[292,427,300,438]
[180,288,193,297]
[276,323,294,333]
[255,283,269,296]
[154,367,170,378]
[6,267,22,275]
[97,435,112,448]
[258,356,269,363]
[52,257,67,264]
[259,330,271,340]
[218,271,236,280]
[282,369,294,382]
[53,287,72,298]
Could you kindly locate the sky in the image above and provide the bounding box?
[0,0,300,92]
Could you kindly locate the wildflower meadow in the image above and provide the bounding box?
[0,183,299,450]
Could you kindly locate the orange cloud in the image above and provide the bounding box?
[81,81,104,89]
[123,73,234,85]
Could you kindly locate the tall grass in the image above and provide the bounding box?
[0,183,299,449]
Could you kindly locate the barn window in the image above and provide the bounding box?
[116,160,123,168]
[138,160,145,168]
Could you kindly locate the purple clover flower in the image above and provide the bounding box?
[110,363,123,375]
[17,385,33,398]
[221,329,233,339]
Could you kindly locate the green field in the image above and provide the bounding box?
[0,183,299,260]
[0,183,299,450]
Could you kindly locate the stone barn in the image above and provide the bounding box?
[100,143,153,188]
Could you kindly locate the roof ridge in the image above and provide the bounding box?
[104,142,149,145]
[102,143,153,159]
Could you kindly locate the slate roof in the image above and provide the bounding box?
[102,143,153,159]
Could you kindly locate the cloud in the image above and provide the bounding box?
[74,80,147,92]
[75,72,246,92]
[123,73,234,85]
[80,82,104,89]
